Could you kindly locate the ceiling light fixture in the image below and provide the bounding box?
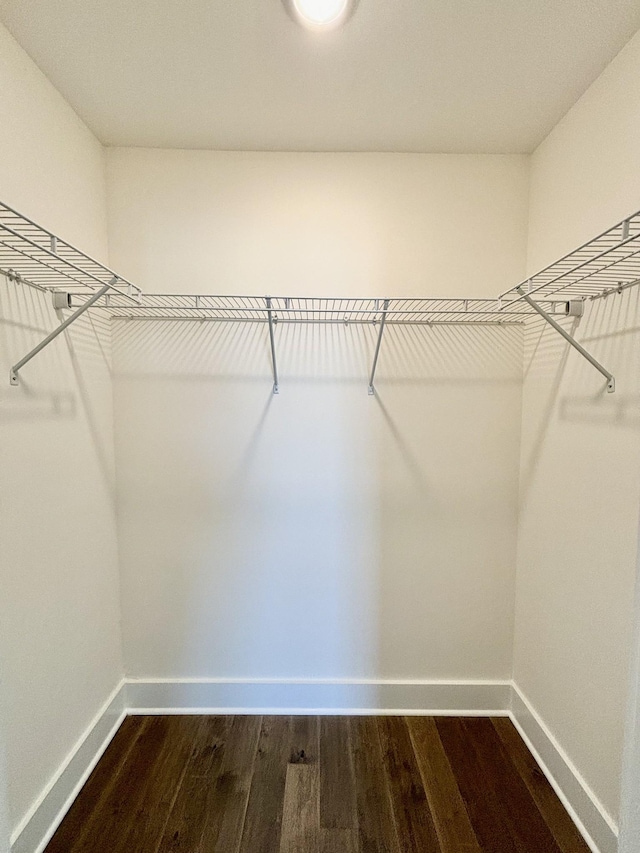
[291,0,352,29]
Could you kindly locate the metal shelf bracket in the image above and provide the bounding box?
[9,280,114,386]
[368,299,390,395]
[265,296,279,394]
[517,287,616,393]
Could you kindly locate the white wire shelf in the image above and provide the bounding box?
[499,209,640,306]
[0,200,142,303]
[3,199,640,324]
[3,198,639,392]
[99,294,528,324]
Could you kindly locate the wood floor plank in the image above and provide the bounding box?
[157,716,230,853]
[280,763,320,853]
[460,717,563,853]
[491,718,590,853]
[198,715,263,853]
[110,716,202,853]
[67,716,173,853]
[71,716,200,853]
[320,828,359,853]
[290,715,320,765]
[319,716,357,832]
[44,716,146,853]
[350,716,400,853]
[436,716,520,853]
[44,714,591,853]
[279,717,321,852]
[377,716,441,853]
[407,716,481,853]
[237,716,293,853]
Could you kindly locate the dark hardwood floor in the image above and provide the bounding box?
[45,715,590,853]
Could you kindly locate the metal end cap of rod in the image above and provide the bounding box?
[607,377,616,393]
[9,369,19,386]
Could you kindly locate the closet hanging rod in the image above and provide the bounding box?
[108,316,524,326]
[98,304,529,320]
[1,266,48,293]
[88,293,535,324]
[590,276,640,301]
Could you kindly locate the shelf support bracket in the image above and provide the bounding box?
[368,299,390,395]
[9,281,113,386]
[265,296,279,394]
[517,287,615,393]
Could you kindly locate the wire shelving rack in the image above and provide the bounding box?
[2,199,640,393]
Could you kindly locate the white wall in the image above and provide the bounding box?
[527,27,640,275]
[114,320,523,683]
[0,25,108,260]
[619,518,640,852]
[107,149,529,686]
[0,723,9,853]
[0,21,123,843]
[106,149,529,298]
[514,27,640,832]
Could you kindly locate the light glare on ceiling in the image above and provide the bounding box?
[292,0,350,27]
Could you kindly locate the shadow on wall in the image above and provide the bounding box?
[0,275,123,835]
[519,288,640,501]
[111,316,525,385]
[0,277,116,504]
[0,284,76,421]
[113,318,523,685]
[513,289,640,825]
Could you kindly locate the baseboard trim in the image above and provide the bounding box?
[10,677,510,853]
[510,683,618,853]
[124,677,512,715]
[10,680,127,853]
[11,678,617,853]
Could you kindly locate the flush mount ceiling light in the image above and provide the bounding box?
[290,0,354,29]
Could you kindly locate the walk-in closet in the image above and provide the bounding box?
[1,2,640,852]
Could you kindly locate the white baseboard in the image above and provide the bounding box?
[10,680,126,853]
[10,678,617,853]
[510,684,618,853]
[124,677,512,715]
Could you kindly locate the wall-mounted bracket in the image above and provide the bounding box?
[368,299,390,395]
[9,281,113,386]
[517,287,616,393]
[265,296,279,394]
[51,291,72,310]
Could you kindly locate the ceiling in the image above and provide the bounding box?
[1,0,639,153]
